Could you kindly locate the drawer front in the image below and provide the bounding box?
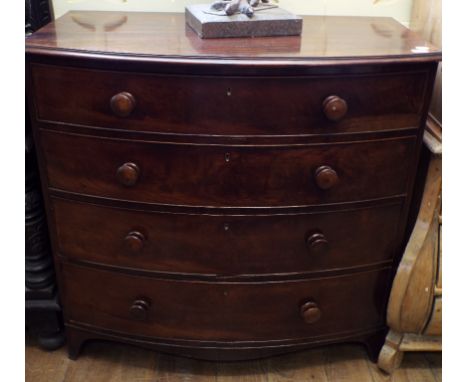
[62,263,389,341]
[53,198,402,275]
[32,64,427,136]
[42,131,415,207]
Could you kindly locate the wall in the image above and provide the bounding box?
[410,0,441,122]
[51,0,413,25]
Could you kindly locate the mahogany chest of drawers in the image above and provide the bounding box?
[26,11,441,361]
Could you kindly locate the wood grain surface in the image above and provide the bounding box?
[60,263,389,343]
[26,335,441,382]
[25,12,441,64]
[40,131,416,207]
[51,197,402,276]
[30,64,427,136]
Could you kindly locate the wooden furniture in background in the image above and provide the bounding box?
[378,125,442,373]
[378,0,442,372]
[26,11,441,361]
[25,0,65,350]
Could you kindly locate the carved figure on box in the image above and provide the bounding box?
[211,0,274,18]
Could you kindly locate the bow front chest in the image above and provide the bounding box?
[26,11,441,361]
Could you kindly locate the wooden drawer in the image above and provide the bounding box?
[41,131,416,207]
[61,263,389,341]
[31,64,427,136]
[53,198,402,276]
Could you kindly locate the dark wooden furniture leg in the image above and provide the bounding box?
[362,328,388,363]
[66,327,90,360]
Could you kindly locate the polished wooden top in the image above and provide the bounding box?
[26,11,441,65]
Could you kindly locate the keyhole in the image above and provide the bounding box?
[224,223,230,231]
[225,152,231,162]
[226,88,232,97]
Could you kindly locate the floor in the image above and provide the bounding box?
[26,336,441,382]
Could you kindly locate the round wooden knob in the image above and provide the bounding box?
[322,95,348,122]
[315,166,339,190]
[306,232,329,255]
[110,91,136,117]
[300,301,322,324]
[129,298,150,321]
[116,162,140,187]
[124,231,146,253]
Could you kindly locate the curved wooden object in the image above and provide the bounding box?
[386,146,441,333]
[378,330,405,373]
[378,129,442,373]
